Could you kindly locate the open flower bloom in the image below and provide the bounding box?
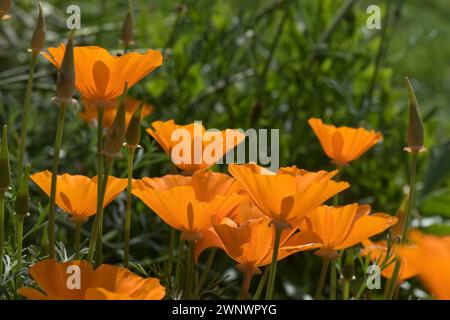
[228,163,350,229]
[31,171,127,222]
[80,96,153,128]
[132,170,246,241]
[298,204,397,258]
[19,259,165,300]
[308,118,382,167]
[397,231,450,300]
[360,239,418,282]
[43,44,163,105]
[196,217,321,297]
[146,120,246,173]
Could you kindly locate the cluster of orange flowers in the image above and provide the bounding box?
[3,2,449,300]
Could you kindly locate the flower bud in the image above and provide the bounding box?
[104,83,128,158]
[121,1,134,47]
[31,3,46,57]
[15,165,30,218]
[56,35,75,101]
[125,103,143,148]
[404,77,426,153]
[0,0,12,20]
[0,125,11,191]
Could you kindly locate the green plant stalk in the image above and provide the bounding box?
[123,147,135,268]
[330,258,337,300]
[253,266,269,300]
[240,272,253,300]
[0,191,4,274]
[17,56,37,180]
[167,227,176,277]
[194,248,217,297]
[343,280,350,300]
[48,102,67,259]
[16,216,24,270]
[184,241,195,299]
[314,257,330,300]
[95,108,105,265]
[74,221,81,258]
[385,152,418,299]
[265,226,282,299]
[175,238,185,290]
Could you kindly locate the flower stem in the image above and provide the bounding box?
[330,258,337,300]
[265,225,282,300]
[343,280,350,300]
[0,191,5,275]
[385,152,418,299]
[123,147,135,268]
[184,241,195,299]
[74,221,81,259]
[253,266,269,300]
[315,257,330,300]
[167,227,176,277]
[240,271,253,300]
[15,216,24,270]
[17,55,37,180]
[48,102,67,259]
[95,108,105,266]
[194,248,216,298]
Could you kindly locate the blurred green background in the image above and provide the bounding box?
[1,0,450,299]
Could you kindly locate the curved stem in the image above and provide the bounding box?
[17,56,37,180]
[253,266,269,300]
[123,147,135,268]
[315,257,330,300]
[330,258,337,300]
[265,225,282,300]
[194,248,216,298]
[184,241,195,299]
[48,102,67,259]
[0,192,5,274]
[240,271,254,300]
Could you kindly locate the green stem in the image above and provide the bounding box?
[48,102,67,259]
[16,216,24,270]
[343,280,350,300]
[330,258,337,300]
[253,266,269,300]
[265,225,282,300]
[175,238,185,290]
[184,241,195,299]
[167,227,176,277]
[314,257,330,300]
[95,108,105,266]
[0,192,5,275]
[17,56,37,180]
[386,152,418,299]
[194,248,216,298]
[355,280,367,300]
[240,271,253,300]
[74,221,81,259]
[123,147,135,268]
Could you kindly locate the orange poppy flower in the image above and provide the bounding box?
[397,231,450,300]
[132,170,246,241]
[308,118,382,167]
[80,96,153,128]
[195,217,321,298]
[360,239,418,282]
[299,204,397,258]
[43,44,163,105]
[228,163,349,229]
[19,259,165,300]
[31,171,127,222]
[146,120,245,173]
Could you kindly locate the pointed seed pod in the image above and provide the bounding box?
[31,3,46,57]
[404,77,426,153]
[56,34,75,100]
[104,83,128,158]
[125,103,143,148]
[15,165,31,218]
[121,1,134,47]
[0,125,11,191]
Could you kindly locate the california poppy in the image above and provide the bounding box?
[132,170,246,241]
[360,239,418,282]
[146,120,245,173]
[19,259,165,300]
[80,96,153,129]
[397,231,450,300]
[308,118,382,167]
[228,163,349,229]
[31,171,127,222]
[299,204,397,258]
[43,44,162,106]
[196,217,321,299]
